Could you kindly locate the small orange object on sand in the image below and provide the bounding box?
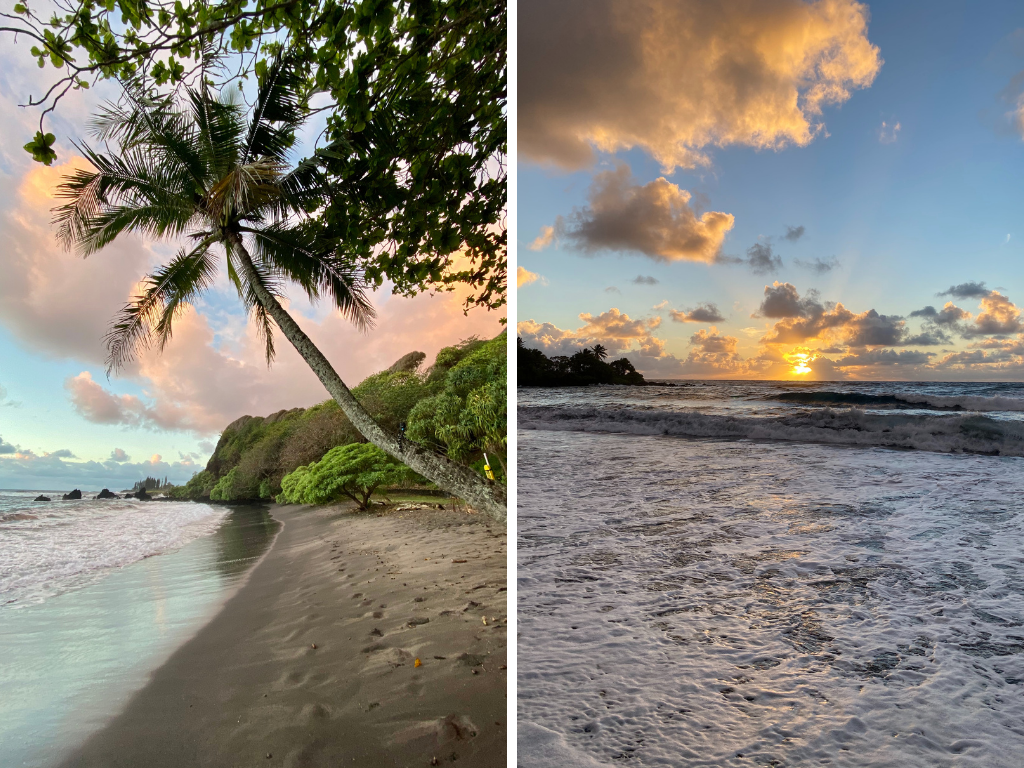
[414,658,422,667]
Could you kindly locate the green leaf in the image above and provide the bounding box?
[23,131,57,165]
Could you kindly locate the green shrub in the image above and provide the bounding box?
[351,369,429,433]
[277,443,420,509]
[168,469,217,500]
[407,332,506,479]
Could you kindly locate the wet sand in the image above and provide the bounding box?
[59,503,507,768]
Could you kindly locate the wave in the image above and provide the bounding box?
[773,391,1024,412]
[519,405,1024,457]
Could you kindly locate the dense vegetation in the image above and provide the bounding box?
[170,333,506,504]
[7,0,506,312]
[517,338,646,387]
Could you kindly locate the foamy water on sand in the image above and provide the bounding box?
[518,382,1024,767]
[0,495,277,767]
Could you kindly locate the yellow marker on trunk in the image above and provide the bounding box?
[483,452,496,481]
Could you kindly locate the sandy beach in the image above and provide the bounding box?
[57,502,507,768]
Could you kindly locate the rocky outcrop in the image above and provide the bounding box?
[62,489,82,500]
[95,489,119,499]
[34,495,51,502]
[387,351,426,373]
[134,487,151,501]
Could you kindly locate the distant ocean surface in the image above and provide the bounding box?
[518,381,1024,767]
[0,491,278,766]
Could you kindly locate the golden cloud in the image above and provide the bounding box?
[517,266,541,287]
[520,0,882,170]
[529,226,555,251]
[557,164,734,262]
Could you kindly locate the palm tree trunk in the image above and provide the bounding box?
[230,242,507,522]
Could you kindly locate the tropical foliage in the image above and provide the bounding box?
[170,334,506,503]
[518,338,647,387]
[407,333,506,472]
[50,50,506,520]
[276,443,418,509]
[4,0,506,310]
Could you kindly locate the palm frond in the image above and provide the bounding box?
[105,243,218,373]
[242,55,305,166]
[54,145,198,254]
[244,222,376,331]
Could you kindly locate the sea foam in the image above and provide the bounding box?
[0,496,227,608]
[520,405,1024,456]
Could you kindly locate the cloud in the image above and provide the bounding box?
[0,158,156,365]
[914,292,1023,339]
[556,164,734,262]
[518,266,541,287]
[756,282,825,319]
[833,348,932,366]
[65,371,184,431]
[653,300,670,310]
[633,275,659,285]
[605,286,621,294]
[794,256,840,274]
[756,283,912,347]
[879,120,901,143]
[520,0,882,170]
[0,448,205,490]
[679,327,747,374]
[939,281,990,299]
[529,226,556,251]
[0,383,19,408]
[0,149,505,442]
[910,302,971,326]
[745,242,783,274]
[518,308,665,359]
[670,303,726,323]
[967,292,1022,336]
[784,225,805,242]
[46,449,77,459]
[109,448,130,462]
[0,436,16,455]
[198,440,215,454]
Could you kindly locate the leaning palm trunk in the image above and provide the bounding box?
[52,60,507,523]
[230,241,507,521]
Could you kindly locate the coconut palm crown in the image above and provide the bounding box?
[55,59,374,371]
[52,59,507,522]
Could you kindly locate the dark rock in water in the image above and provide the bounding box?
[34,495,51,502]
[135,487,151,501]
[62,489,82,500]
[95,488,119,499]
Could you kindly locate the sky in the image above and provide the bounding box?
[517,0,1024,382]
[0,38,504,490]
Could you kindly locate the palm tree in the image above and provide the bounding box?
[592,344,608,361]
[53,61,506,521]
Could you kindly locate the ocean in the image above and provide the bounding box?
[518,381,1024,767]
[0,491,278,767]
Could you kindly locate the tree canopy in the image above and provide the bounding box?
[4,0,506,309]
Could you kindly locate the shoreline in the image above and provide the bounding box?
[57,502,507,767]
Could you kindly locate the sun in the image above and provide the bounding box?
[787,352,813,376]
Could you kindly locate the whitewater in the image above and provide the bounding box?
[518,381,1024,767]
[0,490,228,608]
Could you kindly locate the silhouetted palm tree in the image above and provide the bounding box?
[592,344,608,361]
[53,60,506,521]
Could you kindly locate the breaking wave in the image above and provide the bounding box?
[773,390,1024,412]
[519,405,1024,456]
